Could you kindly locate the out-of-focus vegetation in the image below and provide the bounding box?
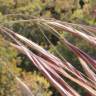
[0,35,21,96]
[0,0,96,96]
[19,72,52,96]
